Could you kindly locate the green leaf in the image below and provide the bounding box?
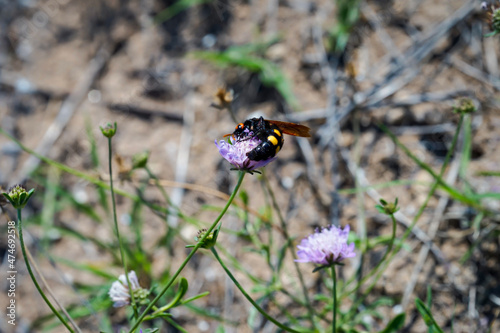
[484,31,500,37]
[470,192,500,200]
[426,285,432,308]
[18,191,27,205]
[415,298,444,333]
[181,291,210,305]
[184,303,239,325]
[163,277,189,310]
[85,116,109,212]
[275,238,289,273]
[239,190,249,206]
[377,313,406,333]
[2,193,15,206]
[477,170,500,177]
[26,188,35,200]
[142,329,160,333]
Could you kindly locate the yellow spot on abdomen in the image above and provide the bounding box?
[274,129,282,136]
[267,135,279,146]
[275,145,281,153]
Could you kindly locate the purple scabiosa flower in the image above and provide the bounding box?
[215,129,276,173]
[296,225,355,266]
[109,271,149,307]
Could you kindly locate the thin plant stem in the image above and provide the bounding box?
[20,230,82,333]
[211,247,301,333]
[347,212,397,293]
[145,166,171,204]
[106,137,138,318]
[262,173,318,330]
[0,129,228,220]
[411,115,464,223]
[4,203,81,332]
[345,214,398,318]
[129,171,246,333]
[331,265,337,333]
[378,120,485,212]
[17,209,75,332]
[346,115,466,320]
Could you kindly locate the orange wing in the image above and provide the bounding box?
[266,120,311,137]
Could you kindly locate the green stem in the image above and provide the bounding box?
[378,120,482,210]
[145,166,171,205]
[346,116,466,319]
[345,213,397,318]
[211,247,301,333]
[331,265,337,333]
[128,171,246,333]
[17,209,75,332]
[348,211,397,292]
[262,173,318,330]
[107,137,138,319]
[0,128,226,222]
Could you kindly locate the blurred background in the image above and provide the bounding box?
[0,0,499,332]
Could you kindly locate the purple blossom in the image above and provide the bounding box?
[296,225,356,266]
[215,130,276,172]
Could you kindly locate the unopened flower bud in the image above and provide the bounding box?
[375,198,400,215]
[195,228,218,249]
[2,185,35,209]
[453,98,476,115]
[132,151,149,169]
[100,122,117,138]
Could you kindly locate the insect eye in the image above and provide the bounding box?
[237,123,244,129]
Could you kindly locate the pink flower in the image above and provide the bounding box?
[296,225,356,266]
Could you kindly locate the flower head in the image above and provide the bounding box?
[100,122,117,138]
[195,228,218,249]
[2,185,35,209]
[453,98,477,115]
[375,198,400,215]
[296,225,355,266]
[215,129,276,173]
[109,271,149,307]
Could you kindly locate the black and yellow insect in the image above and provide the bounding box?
[225,116,311,161]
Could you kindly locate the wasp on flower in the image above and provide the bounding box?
[215,116,311,173]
